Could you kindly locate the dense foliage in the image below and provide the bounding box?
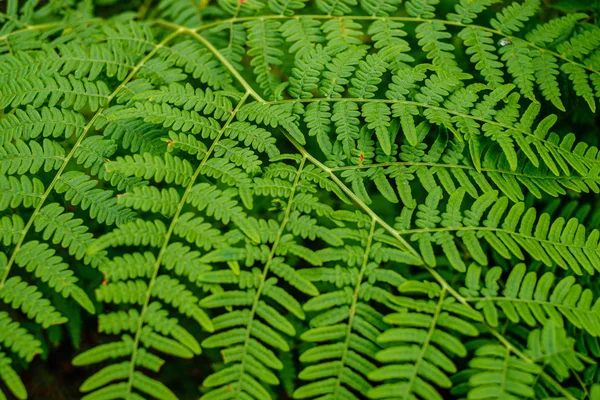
[1,0,600,398]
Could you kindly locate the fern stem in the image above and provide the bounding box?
[572,368,590,399]
[540,372,579,400]
[425,266,475,312]
[398,225,593,252]
[0,12,30,28]
[487,326,534,363]
[330,161,473,172]
[179,28,266,103]
[271,97,599,171]
[329,160,595,186]
[499,347,512,399]
[0,19,62,41]
[123,90,252,394]
[405,287,447,397]
[331,218,376,396]
[464,296,599,317]
[281,130,423,263]
[234,154,307,398]
[0,28,184,293]
[154,15,598,75]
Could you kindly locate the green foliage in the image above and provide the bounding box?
[1,0,600,399]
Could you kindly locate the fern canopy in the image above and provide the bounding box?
[0,0,600,399]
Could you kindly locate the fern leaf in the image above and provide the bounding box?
[113,102,222,138]
[499,40,536,101]
[454,343,540,399]
[0,276,66,328]
[490,0,541,34]
[319,46,367,98]
[0,138,64,175]
[0,73,110,111]
[447,0,499,24]
[117,186,180,217]
[368,21,414,67]
[416,22,457,70]
[561,63,596,112]
[406,0,439,18]
[34,203,108,267]
[281,18,325,58]
[245,19,283,98]
[369,284,480,400]
[0,352,27,400]
[0,105,86,145]
[315,0,356,16]
[0,175,44,211]
[14,240,95,313]
[459,27,504,87]
[289,44,329,99]
[237,102,305,145]
[107,153,194,186]
[56,171,136,225]
[362,102,392,155]
[462,263,600,336]
[225,121,280,158]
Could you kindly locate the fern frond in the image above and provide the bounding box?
[490,0,540,34]
[453,342,541,399]
[447,0,499,24]
[107,153,194,186]
[525,13,587,45]
[0,73,110,111]
[369,282,481,400]
[96,113,167,157]
[0,105,86,145]
[112,102,222,138]
[0,175,44,211]
[416,21,457,70]
[132,83,235,121]
[87,219,167,254]
[368,20,414,67]
[161,40,233,89]
[238,102,305,145]
[499,40,536,101]
[458,27,504,87]
[289,45,329,99]
[225,121,280,158]
[56,171,136,225]
[269,0,309,16]
[34,203,108,267]
[245,19,283,98]
[319,46,367,98]
[173,213,231,251]
[532,51,565,111]
[461,263,600,336]
[561,63,596,112]
[315,0,356,16]
[406,0,439,19]
[280,17,325,57]
[396,188,600,275]
[0,309,42,363]
[12,240,95,313]
[0,352,27,400]
[0,276,66,328]
[0,139,65,175]
[117,186,180,217]
[9,1,600,398]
